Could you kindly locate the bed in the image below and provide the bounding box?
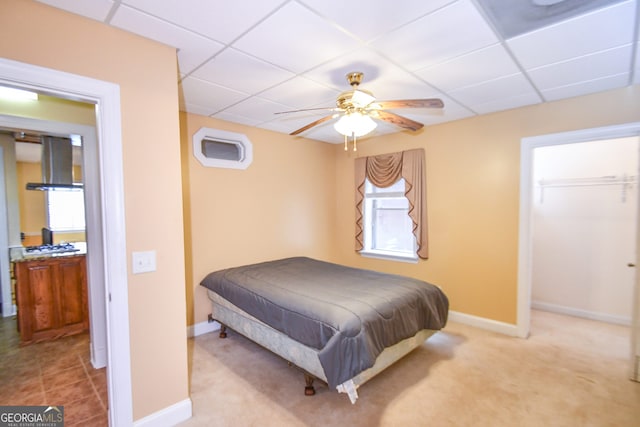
[200,257,449,403]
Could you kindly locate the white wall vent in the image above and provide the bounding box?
[192,127,253,170]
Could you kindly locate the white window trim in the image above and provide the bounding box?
[360,249,418,263]
[193,127,252,170]
[361,178,418,263]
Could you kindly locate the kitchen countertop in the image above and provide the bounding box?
[10,242,87,262]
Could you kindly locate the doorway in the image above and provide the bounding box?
[531,137,638,325]
[518,122,640,381]
[0,118,106,366]
[0,57,132,424]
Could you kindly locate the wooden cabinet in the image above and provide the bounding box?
[15,255,88,344]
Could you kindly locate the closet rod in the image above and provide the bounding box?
[538,175,636,188]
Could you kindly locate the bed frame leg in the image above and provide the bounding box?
[219,324,227,339]
[304,373,316,396]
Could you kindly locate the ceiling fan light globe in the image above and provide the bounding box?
[334,113,377,137]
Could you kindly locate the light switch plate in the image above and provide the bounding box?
[132,250,156,274]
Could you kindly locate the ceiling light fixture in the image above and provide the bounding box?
[0,86,38,101]
[334,111,377,152]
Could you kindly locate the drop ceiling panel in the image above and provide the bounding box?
[528,45,632,90]
[222,96,293,124]
[302,48,443,102]
[111,5,225,75]
[449,73,539,108]
[541,73,631,100]
[191,48,295,94]
[179,76,248,113]
[298,0,455,41]
[302,48,414,92]
[371,0,499,71]
[415,43,522,91]
[472,92,542,115]
[258,110,331,135]
[121,0,288,43]
[232,2,361,73]
[258,77,338,110]
[507,1,636,70]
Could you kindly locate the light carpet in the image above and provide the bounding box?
[180,310,640,426]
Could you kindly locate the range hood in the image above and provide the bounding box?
[26,136,83,191]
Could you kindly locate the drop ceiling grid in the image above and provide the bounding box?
[33,0,640,144]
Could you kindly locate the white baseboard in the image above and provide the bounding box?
[133,398,192,427]
[531,301,631,326]
[2,303,16,317]
[90,344,107,369]
[448,310,520,337]
[187,320,221,338]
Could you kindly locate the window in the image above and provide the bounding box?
[361,178,417,262]
[47,189,85,232]
[193,127,253,170]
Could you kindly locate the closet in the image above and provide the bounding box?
[531,136,639,325]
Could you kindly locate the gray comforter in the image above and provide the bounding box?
[200,257,449,388]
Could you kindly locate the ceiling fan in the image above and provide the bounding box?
[276,71,444,150]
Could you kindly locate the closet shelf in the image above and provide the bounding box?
[537,174,636,203]
[537,174,636,188]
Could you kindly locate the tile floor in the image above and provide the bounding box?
[0,316,108,426]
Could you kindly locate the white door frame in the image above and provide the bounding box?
[0,147,9,317]
[0,58,133,425]
[518,122,640,378]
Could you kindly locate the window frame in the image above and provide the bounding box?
[360,178,418,263]
[192,127,253,170]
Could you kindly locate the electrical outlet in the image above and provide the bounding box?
[132,251,156,274]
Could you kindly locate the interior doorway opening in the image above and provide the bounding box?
[530,137,638,326]
[0,57,132,425]
[518,122,640,382]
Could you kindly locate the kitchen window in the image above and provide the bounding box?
[361,178,417,262]
[47,189,86,231]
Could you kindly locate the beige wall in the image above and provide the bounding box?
[181,112,337,326]
[332,85,640,324]
[0,94,96,125]
[16,162,44,242]
[1,0,189,421]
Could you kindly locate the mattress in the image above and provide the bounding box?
[200,257,449,389]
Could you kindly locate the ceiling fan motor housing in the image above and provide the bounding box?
[336,88,376,111]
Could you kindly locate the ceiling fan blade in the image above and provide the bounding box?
[275,106,338,115]
[375,98,444,109]
[374,111,424,132]
[351,89,376,108]
[290,115,336,135]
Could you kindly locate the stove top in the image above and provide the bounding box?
[24,243,80,255]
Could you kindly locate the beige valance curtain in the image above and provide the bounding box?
[355,148,428,259]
